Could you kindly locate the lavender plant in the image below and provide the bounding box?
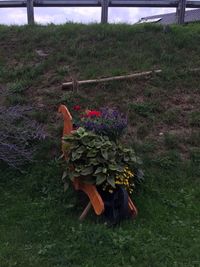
[0,105,47,169]
[78,108,128,141]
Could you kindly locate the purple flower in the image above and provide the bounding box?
[77,107,127,140]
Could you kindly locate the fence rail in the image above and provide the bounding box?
[0,0,200,24]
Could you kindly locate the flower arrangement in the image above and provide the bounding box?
[60,104,144,224]
[73,105,128,141]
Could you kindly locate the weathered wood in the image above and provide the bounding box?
[101,0,109,23]
[27,0,34,25]
[2,0,200,9]
[79,202,92,221]
[177,0,186,24]
[62,69,162,89]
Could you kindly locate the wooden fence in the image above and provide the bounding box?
[1,0,200,24]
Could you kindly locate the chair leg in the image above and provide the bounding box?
[73,179,104,215]
[128,197,138,218]
[79,202,92,221]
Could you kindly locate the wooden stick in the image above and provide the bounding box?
[62,69,162,89]
[189,67,200,73]
[79,201,92,221]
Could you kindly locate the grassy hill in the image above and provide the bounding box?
[0,23,200,267]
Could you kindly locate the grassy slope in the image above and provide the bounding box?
[0,23,200,267]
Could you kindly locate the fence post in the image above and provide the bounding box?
[177,0,186,24]
[101,0,109,23]
[27,0,34,25]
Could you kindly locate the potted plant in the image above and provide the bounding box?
[60,105,144,224]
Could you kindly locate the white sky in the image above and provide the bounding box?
[0,7,176,25]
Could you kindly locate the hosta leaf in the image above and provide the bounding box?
[102,167,107,174]
[123,148,130,153]
[89,159,99,166]
[71,151,82,161]
[81,135,93,145]
[73,171,80,178]
[103,136,109,141]
[94,167,103,174]
[116,166,124,172]
[76,127,86,136]
[76,145,85,153]
[81,166,94,176]
[104,141,112,146]
[101,149,108,160]
[96,175,107,185]
[87,150,97,157]
[95,142,103,149]
[108,164,118,171]
[88,140,95,147]
[107,177,116,188]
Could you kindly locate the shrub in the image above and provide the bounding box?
[0,105,47,169]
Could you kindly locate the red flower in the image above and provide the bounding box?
[73,105,81,111]
[86,110,101,118]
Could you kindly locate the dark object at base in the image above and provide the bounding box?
[98,186,130,226]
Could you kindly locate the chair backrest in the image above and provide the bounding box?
[58,104,73,136]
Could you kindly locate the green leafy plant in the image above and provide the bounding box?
[62,128,142,190]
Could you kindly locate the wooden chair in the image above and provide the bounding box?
[58,104,138,221]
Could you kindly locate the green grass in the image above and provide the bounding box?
[189,111,200,127]
[0,161,199,267]
[0,23,200,266]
